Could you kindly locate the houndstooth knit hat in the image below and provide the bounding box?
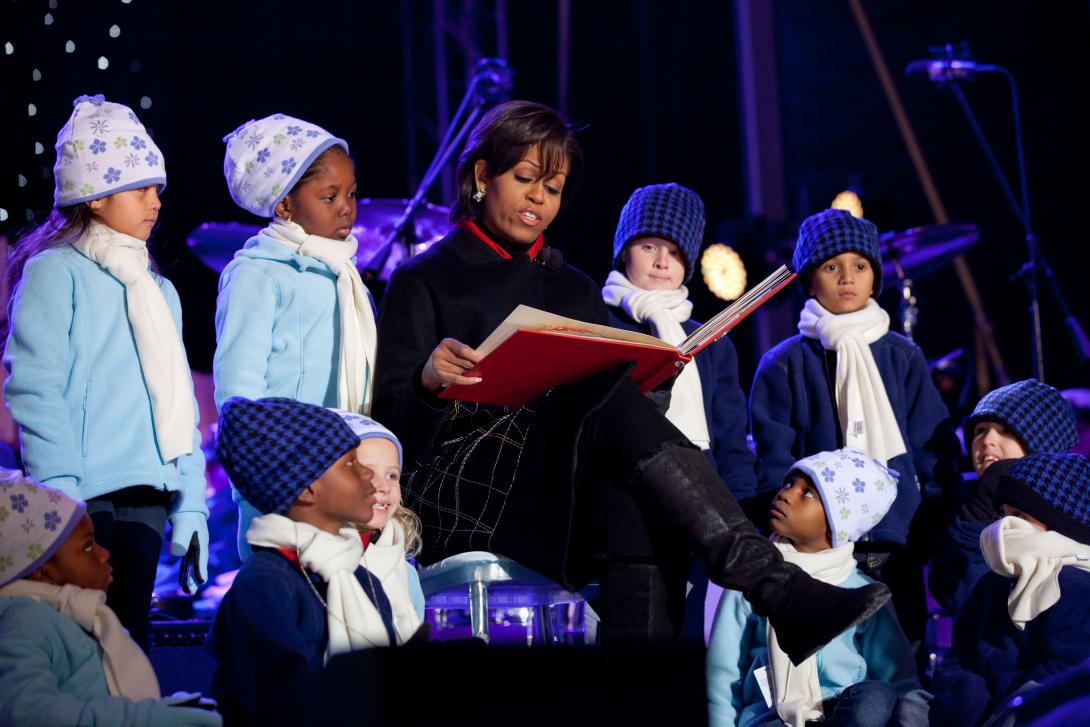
[0,469,86,587]
[612,183,705,283]
[792,208,882,295]
[787,447,899,547]
[223,113,348,218]
[53,94,166,207]
[965,379,1078,455]
[216,397,361,515]
[996,453,1090,545]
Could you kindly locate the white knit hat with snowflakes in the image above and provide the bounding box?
[786,447,899,547]
[53,94,166,207]
[0,468,86,587]
[222,113,348,218]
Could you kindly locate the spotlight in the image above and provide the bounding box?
[830,190,863,218]
[701,243,747,301]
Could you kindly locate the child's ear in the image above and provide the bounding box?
[273,198,291,220]
[88,198,103,211]
[294,485,318,506]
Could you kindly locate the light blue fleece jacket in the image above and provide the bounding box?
[213,233,372,409]
[707,568,927,727]
[2,245,205,516]
[0,596,219,726]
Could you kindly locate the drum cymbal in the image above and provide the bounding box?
[186,198,451,276]
[879,223,979,281]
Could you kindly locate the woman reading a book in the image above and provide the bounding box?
[373,100,887,657]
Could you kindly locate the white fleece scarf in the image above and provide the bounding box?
[360,520,422,642]
[602,270,711,449]
[0,579,161,700]
[767,540,857,727]
[247,514,393,660]
[980,516,1090,630]
[72,221,194,462]
[798,298,906,465]
[262,218,376,415]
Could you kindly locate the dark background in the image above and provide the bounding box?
[2,0,1086,401]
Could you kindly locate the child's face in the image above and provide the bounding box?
[88,186,161,240]
[769,475,832,552]
[623,237,686,290]
[809,252,874,314]
[971,420,1027,477]
[279,150,358,240]
[474,144,567,245]
[29,514,113,591]
[358,438,401,531]
[1001,504,1048,530]
[306,446,378,534]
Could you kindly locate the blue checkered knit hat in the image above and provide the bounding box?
[612,183,705,283]
[965,379,1078,454]
[792,209,882,295]
[216,397,361,515]
[997,453,1090,545]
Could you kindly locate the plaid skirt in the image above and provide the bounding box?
[402,367,629,588]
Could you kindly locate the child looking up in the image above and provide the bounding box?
[3,94,207,648]
[0,469,220,726]
[707,448,928,727]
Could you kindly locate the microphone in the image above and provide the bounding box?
[905,58,980,83]
[536,246,564,271]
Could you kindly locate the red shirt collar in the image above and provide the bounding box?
[457,218,545,261]
[275,529,373,567]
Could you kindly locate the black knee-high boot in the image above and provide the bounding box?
[596,560,682,643]
[630,444,891,665]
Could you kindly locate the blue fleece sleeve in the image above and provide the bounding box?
[927,517,989,615]
[750,349,799,494]
[213,263,277,408]
[707,590,757,727]
[2,254,81,493]
[707,337,757,499]
[162,281,207,517]
[902,344,957,500]
[0,600,220,727]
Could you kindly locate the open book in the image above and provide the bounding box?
[439,265,796,407]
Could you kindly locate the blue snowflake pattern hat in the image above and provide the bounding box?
[53,94,166,207]
[612,183,706,283]
[0,468,86,587]
[223,114,349,218]
[786,447,899,547]
[216,397,361,515]
[965,379,1078,455]
[792,208,882,295]
[330,410,403,467]
[996,453,1090,545]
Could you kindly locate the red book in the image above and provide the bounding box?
[439,265,795,407]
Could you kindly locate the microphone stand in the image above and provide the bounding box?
[365,58,513,278]
[943,61,1089,381]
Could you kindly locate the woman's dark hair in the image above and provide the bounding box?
[3,205,94,319]
[452,100,584,222]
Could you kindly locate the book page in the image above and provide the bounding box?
[476,305,675,357]
[678,265,796,356]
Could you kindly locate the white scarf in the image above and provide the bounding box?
[262,218,376,415]
[767,541,857,727]
[0,579,161,700]
[601,270,711,449]
[980,516,1090,629]
[798,298,906,465]
[247,514,394,660]
[72,221,194,462]
[360,520,422,643]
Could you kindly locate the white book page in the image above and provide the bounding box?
[475,305,674,357]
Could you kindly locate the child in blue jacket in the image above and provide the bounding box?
[708,447,928,727]
[216,113,378,558]
[928,379,1078,615]
[931,453,1090,726]
[3,95,207,649]
[0,469,220,726]
[207,398,422,727]
[749,208,961,641]
[602,182,756,639]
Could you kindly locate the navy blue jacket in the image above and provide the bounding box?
[606,306,757,499]
[749,332,958,545]
[927,515,990,615]
[931,568,1090,726]
[206,549,395,726]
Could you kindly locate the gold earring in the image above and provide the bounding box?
[472,188,485,203]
